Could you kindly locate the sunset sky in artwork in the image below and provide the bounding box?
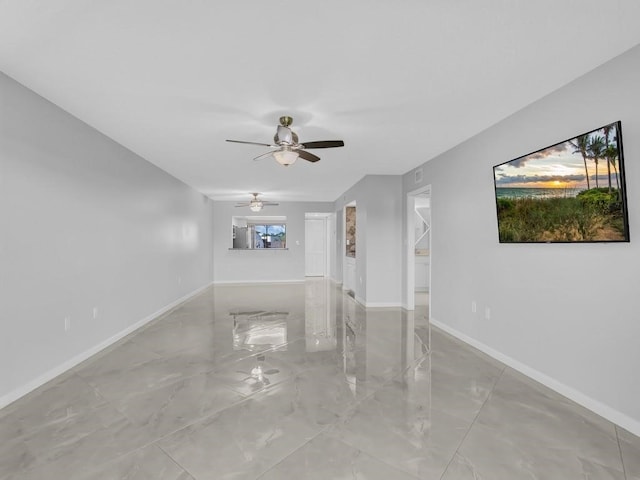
[494,126,619,190]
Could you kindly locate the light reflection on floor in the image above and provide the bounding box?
[1,279,638,479]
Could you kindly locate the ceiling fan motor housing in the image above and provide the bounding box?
[275,125,297,145]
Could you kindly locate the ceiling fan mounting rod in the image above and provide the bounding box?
[279,116,293,127]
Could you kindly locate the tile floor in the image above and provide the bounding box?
[1,280,639,479]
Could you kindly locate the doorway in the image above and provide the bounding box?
[342,202,356,295]
[406,186,431,312]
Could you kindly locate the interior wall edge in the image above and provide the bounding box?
[431,318,640,438]
[0,281,213,411]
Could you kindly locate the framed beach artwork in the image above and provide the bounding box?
[493,121,630,243]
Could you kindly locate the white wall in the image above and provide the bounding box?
[0,72,214,407]
[212,201,334,283]
[403,44,640,434]
[335,175,403,307]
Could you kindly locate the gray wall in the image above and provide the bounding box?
[335,175,403,306]
[403,45,640,433]
[0,72,214,406]
[212,201,334,283]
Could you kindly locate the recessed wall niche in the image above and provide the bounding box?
[345,205,356,257]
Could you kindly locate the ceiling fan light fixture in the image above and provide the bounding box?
[273,149,299,166]
[249,200,263,212]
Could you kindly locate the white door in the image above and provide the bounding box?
[305,218,326,276]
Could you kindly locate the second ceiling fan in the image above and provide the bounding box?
[226,116,344,166]
[235,193,278,212]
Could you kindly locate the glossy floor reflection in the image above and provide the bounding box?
[1,280,639,479]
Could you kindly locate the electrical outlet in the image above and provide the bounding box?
[92,307,98,320]
[471,301,477,313]
[177,276,182,285]
[485,307,491,320]
[64,316,71,332]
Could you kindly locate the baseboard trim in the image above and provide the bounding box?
[0,282,213,411]
[344,295,402,310]
[212,279,304,286]
[430,318,640,437]
[364,302,403,309]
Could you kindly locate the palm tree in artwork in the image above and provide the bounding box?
[604,144,620,198]
[601,125,613,193]
[570,134,591,190]
[587,135,605,189]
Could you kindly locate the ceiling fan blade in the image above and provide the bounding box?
[253,151,275,161]
[300,140,344,149]
[227,139,275,147]
[235,203,251,207]
[298,150,321,163]
[262,202,279,206]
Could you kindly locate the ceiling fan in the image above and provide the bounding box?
[226,116,344,166]
[235,193,279,212]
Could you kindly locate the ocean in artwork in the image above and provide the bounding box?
[495,187,581,200]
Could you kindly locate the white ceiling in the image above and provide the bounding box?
[2,1,640,202]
